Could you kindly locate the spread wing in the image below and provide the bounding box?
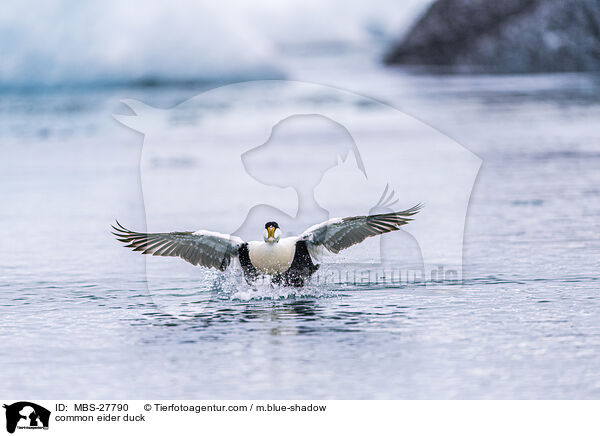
[111,221,244,271]
[299,204,422,254]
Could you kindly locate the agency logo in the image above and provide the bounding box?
[114,80,481,315]
[3,402,50,434]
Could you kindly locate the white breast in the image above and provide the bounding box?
[248,237,297,274]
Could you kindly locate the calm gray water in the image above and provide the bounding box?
[1,53,599,399]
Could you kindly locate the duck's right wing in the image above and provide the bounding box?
[111,221,244,271]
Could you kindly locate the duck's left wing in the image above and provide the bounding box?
[111,221,244,271]
[299,204,422,254]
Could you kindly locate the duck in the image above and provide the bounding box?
[112,204,422,287]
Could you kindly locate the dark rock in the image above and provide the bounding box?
[384,0,600,73]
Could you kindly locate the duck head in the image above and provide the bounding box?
[263,221,281,243]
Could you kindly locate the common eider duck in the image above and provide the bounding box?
[112,204,422,287]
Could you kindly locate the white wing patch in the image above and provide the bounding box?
[112,222,243,271]
[299,205,422,254]
[193,229,244,245]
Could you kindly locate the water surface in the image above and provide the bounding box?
[1,55,599,398]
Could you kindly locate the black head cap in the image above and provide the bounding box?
[265,221,279,229]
